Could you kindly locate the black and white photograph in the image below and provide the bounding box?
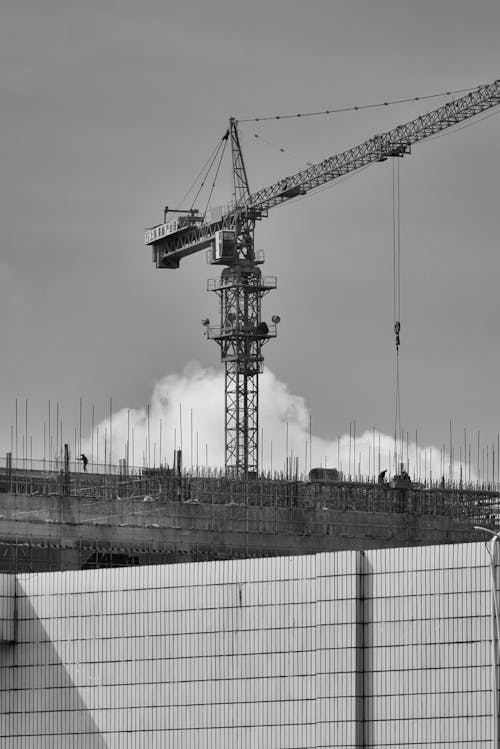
[0,0,499,745]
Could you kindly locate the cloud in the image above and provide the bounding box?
[83,361,470,483]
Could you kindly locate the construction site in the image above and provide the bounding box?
[0,454,497,573]
[2,6,500,737]
[2,80,500,574]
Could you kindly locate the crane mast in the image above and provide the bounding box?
[204,119,277,477]
[145,78,500,477]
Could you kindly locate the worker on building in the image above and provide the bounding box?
[80,454,88,472]
[400,468,411,487]
[378,469,387,485]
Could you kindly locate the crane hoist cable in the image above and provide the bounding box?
[393,158,402,469]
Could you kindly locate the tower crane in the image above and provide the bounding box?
[145,79,500,478]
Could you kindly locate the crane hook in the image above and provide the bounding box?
[394,320,401,351]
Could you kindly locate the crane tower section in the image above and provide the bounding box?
[205,261,277,477]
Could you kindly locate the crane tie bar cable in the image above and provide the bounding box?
[236,86,477,123]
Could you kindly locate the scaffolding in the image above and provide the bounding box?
[0,461,498,575]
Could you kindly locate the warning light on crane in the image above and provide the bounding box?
[146,78,500,478]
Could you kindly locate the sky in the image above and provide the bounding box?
[1,0,500,478]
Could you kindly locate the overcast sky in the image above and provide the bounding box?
[1,0,500,472]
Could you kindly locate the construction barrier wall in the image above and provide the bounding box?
[0,542,494,747]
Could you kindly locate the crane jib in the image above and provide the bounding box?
[146,78,500,268]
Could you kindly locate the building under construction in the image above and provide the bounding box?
[0,457,498,574]
[2,81,500,575]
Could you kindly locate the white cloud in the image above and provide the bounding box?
[83,361,471,483]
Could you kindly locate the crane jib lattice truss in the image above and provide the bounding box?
[146,78,500,476]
